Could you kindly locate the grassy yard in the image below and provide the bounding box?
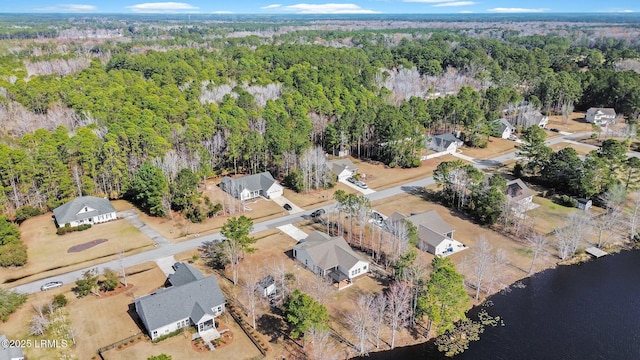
[282,182,356,209]
[549,141,596,156]
[0,214,155,286]
[547,112,593,133]
[459,136,517,160]
[355,155,458,190]
[1,262,165,360]
[139,182,288,242]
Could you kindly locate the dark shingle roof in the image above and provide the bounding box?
[431,133,461,150]
[52,196,116,225]
[328,158,357,176]
[405,210,454,236]
[506,179,534,202]
[135,265,225,332]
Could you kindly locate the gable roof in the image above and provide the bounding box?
[328,158,357,175]
[222,171,277,193]
[168,262,204,287]
[431,133,461,149]
[418,225,454,248]
[405,210,454,236]
[587,107,616,117]
[497,118,516,132]
[505,179,534,202]
[52,196,116,225]
[258,275,275,289]
[0,334,24,360]
[522,112,547,124]
[294,231,366,271]
[135,264,225,331]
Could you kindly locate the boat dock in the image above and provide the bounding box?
[586,247,608,258]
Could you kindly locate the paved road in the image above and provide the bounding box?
[10,131,631,294]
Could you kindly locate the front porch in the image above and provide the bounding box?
[327,269,353,290]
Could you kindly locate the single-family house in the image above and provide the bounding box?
[257,275,276,297]
[585,108,616,126]
[0,334,24,360]
[293,231,369,289]
[577,198,592,210]
[386,210,462,257]
[505,179,535,213]
[429,133,464,154]
[494,118,517,139]
[219,171,283,201]
[521,111,549,128]
[134,262,226,341]
[328,158,358,182]
[52,196,116,228]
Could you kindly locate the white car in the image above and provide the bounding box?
[356,181,368,189]
[41,281,63,291]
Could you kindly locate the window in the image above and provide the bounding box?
[363,265,368,271]
[153,330,158,337]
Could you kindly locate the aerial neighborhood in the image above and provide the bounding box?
[1,10,640,360]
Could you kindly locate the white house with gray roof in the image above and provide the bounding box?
[586,107,616,126]
[386,210,465,257]
[494,118,517,139]
[293,231,369,289]
[328,158,358,181]
[0,334,24,360]
[52,196,116,228]
[429,133,464,154]
[134,263,226,341]
[219,171,283,201]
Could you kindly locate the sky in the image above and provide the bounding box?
[0,1,637,14]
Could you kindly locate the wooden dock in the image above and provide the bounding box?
[586,247,608,258]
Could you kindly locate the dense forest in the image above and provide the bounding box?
[1,15,640,221]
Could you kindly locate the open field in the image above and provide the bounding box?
[354,155,458,190]
[282,182,356,209]
[0,214,155,286]
[1,262,165,360]
[138,181,287,241]
[460,137,517,160]
[549,141,596,156]
[546,112,593,132]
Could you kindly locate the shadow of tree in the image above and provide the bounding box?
[257,313,287,343]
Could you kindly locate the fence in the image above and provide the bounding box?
[96,332,143,359]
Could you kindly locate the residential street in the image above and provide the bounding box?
[9,131,629,294]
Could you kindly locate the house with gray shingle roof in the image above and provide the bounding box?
[293,231,369,290]
[52,196,116,228]
[586,107,616,126]
[493,118,517,139]
[219,171,283,201]
[386,210,464,257]
[0,334,24,360]
[429,133,464,154]
[505,179,537,214]
[328,158,358,181]
[134,263,226,341]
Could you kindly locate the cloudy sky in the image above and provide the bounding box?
[3,1,637,14]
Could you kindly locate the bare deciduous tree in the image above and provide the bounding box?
[465,236,507,300]
[305,325,339,360]
[242,263,261,329]
[386,281,411,349]
[554,212,592,260]
[525,233,549,275]
[346,295,376,356]
[628,192,640,240]
[371,293,387,349]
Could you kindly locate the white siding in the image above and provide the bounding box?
[265,183,283,198]
[344,260,369,279]
[294,249,319,274]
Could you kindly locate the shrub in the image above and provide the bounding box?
[0,241,27,266]
[56,224,92,235]
[0,289,28,322]
[557,195,578,208]
[52,294,68,308]
[152,328,184,343]
[14,206,43,223]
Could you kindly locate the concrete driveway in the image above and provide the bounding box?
[271,195,304,214]
[339,179,376,195]
[277,224,308,241]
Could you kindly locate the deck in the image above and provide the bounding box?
[586,247,608,258]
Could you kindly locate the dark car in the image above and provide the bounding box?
[310,208,326,217]
[283,203,292,211]
[347,177,357,183]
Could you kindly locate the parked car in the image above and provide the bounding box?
[508,134,518,141]
[347,177,357,184]
[41,281,63,291]
[371,211,384,222]
[283,203,292,211]
[356,181,368,189]
[310,208,326,217]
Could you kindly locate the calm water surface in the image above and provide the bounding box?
[368,250,640,360]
